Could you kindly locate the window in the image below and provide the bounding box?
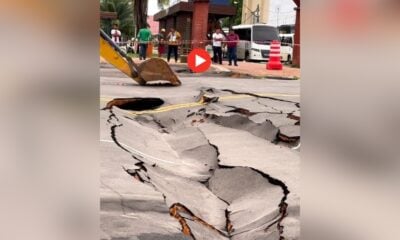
[252,26,279,45]
[234,28,251,41]
[280,36,293,46]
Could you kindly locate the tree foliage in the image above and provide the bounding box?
[222,0,243,28]
[100,0,134,40]
[157,0,170,10]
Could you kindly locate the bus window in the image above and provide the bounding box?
[235,29,251,41]
[253,26,279,45]
[280,36,293,46]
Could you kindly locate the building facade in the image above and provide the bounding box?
[153,0,236,47]
[147,16,159,34]
[241,0,270,24]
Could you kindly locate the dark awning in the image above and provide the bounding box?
[154,2,236,21]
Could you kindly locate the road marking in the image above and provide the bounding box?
[100,92,299,115]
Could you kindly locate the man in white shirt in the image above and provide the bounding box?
[111,24,121,44]
[212,28,225,64]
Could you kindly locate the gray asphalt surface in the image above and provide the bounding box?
[100,64,300,240]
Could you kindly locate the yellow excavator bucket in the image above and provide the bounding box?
[99,35,133,78]
[99,29,181,86]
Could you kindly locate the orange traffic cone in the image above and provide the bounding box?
[266,40,283,70]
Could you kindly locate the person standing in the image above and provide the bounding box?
[137,24,152,60]
[167,27,181,63]
[212,28,225,64]
[158,28,166,58]
[226,28,239,66]
[111,24,121,44]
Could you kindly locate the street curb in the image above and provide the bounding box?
[210,64,231,73]
[227,70,300,80]
[259,75,300,80]
[168,63,300,80]
[210,64,300,80]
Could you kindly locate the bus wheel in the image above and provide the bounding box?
[287,55,292,64]
[245,51,250,62]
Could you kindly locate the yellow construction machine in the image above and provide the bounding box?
[100,29,181,86]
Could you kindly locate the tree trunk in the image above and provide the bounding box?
[134,0,148,31]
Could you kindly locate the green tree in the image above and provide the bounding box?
[157,0,170,10]
[222,0,243,28]
[100,0,135,40]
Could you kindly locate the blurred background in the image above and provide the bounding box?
[302,0,400,239]
[0,1,99,240]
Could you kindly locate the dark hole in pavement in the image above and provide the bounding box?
[103,98,164,111]
[174,67,191,73]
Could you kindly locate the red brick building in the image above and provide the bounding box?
[293,0,300,67]
[147,16,159,34]
[153,0,236,49]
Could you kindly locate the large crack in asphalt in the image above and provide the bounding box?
[205,138,290,239]
[193,88,300,147]
[204,113,278,142]
[103,106,296,239]
[104,108,225,239]
[102,86,299,239]
[221,89,299,104]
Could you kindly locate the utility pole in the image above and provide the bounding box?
[276,6,280,27]
[243,2,260,24]
[256,4,260,23]
[253,4,260,23]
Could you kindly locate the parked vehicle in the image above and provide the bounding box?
[280,33,294,64]
[232,24,280,61]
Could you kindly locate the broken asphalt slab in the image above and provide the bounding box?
[100,69,300,239]
[100,106,299,239]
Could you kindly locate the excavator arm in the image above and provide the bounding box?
[99,29,181,86]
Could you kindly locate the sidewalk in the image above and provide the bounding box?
[219,61,300,79]
[100,57,301,80]
[160,58,301,79]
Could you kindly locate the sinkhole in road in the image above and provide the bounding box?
[103,97,164,111]
[105,102,296,239]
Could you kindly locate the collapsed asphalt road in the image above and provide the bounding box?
[100,66,300,240]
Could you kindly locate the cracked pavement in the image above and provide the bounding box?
[100,64,300,240]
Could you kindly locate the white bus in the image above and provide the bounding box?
[232,24,280,61]
[280,33,294,63]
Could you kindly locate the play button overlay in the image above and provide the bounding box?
[188,48,211,73]
[196,55,206,66]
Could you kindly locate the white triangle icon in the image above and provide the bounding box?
[195,55,206,67]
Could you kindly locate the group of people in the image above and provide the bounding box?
[212,28,240,66]
[154,27,181,63]
[137,25,182,62]
[111,24,181,62]
[111,24,240,66]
